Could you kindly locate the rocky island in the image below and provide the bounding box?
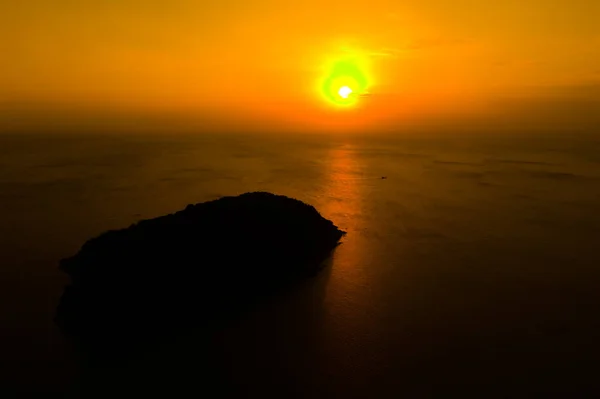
[55,192,345,358]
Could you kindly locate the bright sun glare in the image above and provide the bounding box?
[319,54,370,108]
[338,86,353,99]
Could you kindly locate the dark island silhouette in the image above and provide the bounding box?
[55,192,345,361]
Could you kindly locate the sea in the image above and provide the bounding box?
[1,131,599,397]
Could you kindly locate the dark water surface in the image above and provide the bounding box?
[1,132,599,396]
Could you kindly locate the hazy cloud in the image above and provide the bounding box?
[403,37,471,50]
[369,47,402,58]
[484,83,600,132]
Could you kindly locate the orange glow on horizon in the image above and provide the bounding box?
[1,1,599,132]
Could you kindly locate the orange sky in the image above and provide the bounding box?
[1,1,599,133]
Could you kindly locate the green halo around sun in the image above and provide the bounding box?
[319,56,370,107]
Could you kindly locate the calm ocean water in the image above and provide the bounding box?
[1,132,599,396]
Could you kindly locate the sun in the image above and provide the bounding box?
[338,86,353,99]
[318,54,370,108]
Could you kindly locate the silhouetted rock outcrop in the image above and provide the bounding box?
[55,192,345,358]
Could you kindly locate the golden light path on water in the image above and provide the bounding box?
[312,144,379,372]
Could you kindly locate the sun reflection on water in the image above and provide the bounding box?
[313,144,379,357]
